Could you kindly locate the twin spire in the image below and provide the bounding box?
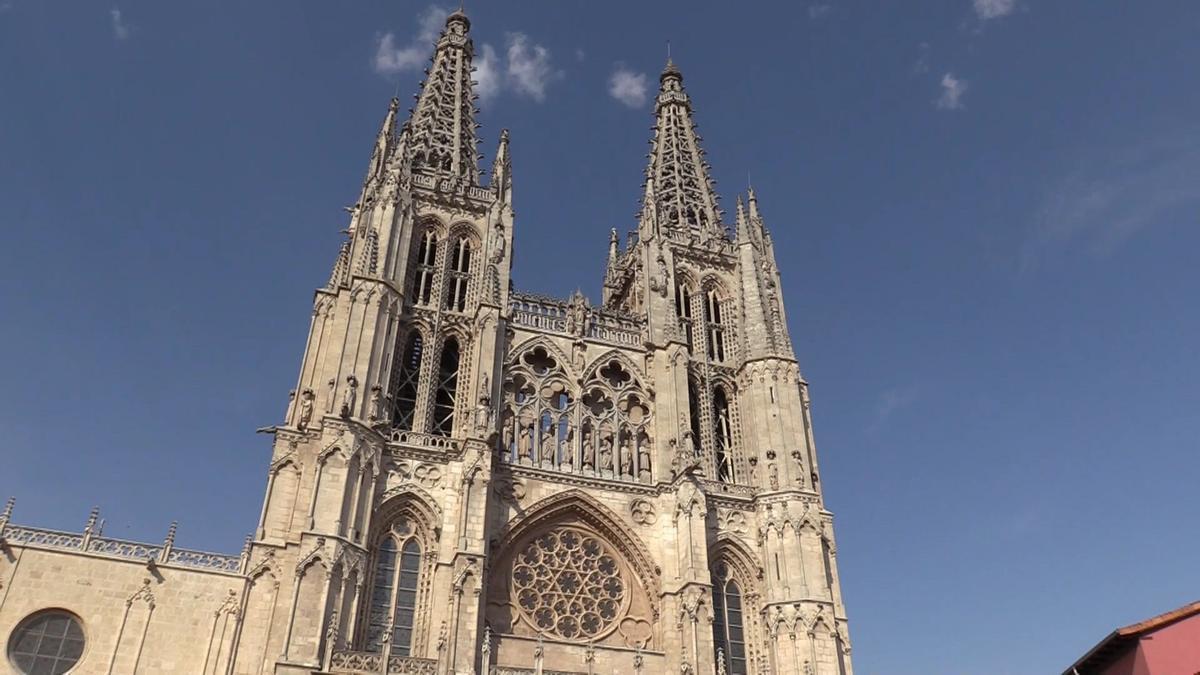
[641,60,724,238]
[404,9,482,185]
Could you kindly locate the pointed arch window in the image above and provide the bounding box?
[432,337,460,436]
[445,236,471,312]
[675,282,694,350]
[712,566,748,675]
[364,525,424,655]
[713,386,734,482]
[389,330,424,431]
[687,373,703,454]
[704,290,726,362]
[409,230,438,307]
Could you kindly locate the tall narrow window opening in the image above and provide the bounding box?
[445,236,471,312]
[432,337,460,436]
[365,538,397,650]
[391,540,422,655]
[705,290,726,362]
[712,567,748,675]
[409,231,438,307]
[675,283,694,350]
[687,374,703,456]
[713,387,733,482]
[389,331,424,431]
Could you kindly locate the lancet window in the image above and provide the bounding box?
[409,230,438,307]
[705,289,726,362]
[388,330,424,431]
[713,386,734,482]
[675,281,694,350]
[712,564,748,675]
[432,337,460,436]
[364,520,424,655]
[445,236,471,312]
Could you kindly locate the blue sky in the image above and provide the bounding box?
[2,2,1198,673]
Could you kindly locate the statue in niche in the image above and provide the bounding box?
[671,437,699,477]
[768,463,779,490]
[326,377,336,413]
[638,442,652,480]
[620,437,634,477]
[573,343,587,378]
[566,291,588,337]
[649,254,669,297]
[474,375,493,432]
[680,423,697,459]
[298,389,314,430]
[749,456,759,484]
[489,223,506,264]
[599,436,614,472]
[502,422,514,460]
[286,389,296,421]
[517,423,533,463]
[791,449,805,485]
[540,425,556,464]
[369,385,384,422]
[582,433,595,470]
[340,375,358,418]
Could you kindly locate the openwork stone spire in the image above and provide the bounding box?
[641,60,722,237]
[407,9,482,185]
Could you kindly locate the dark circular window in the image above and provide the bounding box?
[8,610,85,675]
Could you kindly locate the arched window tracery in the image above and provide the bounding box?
[388,330,424,431]
[712,564,748,675]
[445,236,471,312]
[675,281,694,350]
[432,337,460,436]
[409,229,438,307]
[363,516,428,655]
[501,349,652,482]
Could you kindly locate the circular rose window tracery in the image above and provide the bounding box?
[511,527,627,640]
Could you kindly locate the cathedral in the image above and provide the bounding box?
[0,10,852,675]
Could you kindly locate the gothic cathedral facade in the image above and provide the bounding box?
[0,10,851,675]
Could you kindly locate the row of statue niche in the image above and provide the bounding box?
[506,419,651,480]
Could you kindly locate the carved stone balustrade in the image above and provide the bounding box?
[328,650,437,674]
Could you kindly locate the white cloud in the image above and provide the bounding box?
[473,44,501,101]
[608,67,648,108]
[936,72,967,110]
[373,5,449,75]
[504,32,560,102]
[808,4,832,19]
[1021,131,1200,269]
[110,7,130,40]
[973,0,1016,20]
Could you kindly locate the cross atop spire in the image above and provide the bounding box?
[640,59,722,238]
[406,9,481,185]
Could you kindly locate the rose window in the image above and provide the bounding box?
[511,527,626,640]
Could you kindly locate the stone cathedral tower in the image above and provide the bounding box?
[242,10,852,675]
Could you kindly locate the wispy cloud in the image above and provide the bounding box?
[110,7,130,40]
[504,32,561,102]
[608,67,648,108]
[373,5,448,75]
[868,384,921,432]
[973,0,1016,20]
[936,72,967,110]
[808,4,832,20]
[1021,131,1200,269]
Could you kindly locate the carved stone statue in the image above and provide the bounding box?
[638,442,652,480]
[768,463,779,490]
[474,375,493,432]
[582,434,595,470]
[298,389,314,430]
[620,437,634,477]
[326,377,336,413]
[340,375,358,418]
[369,385,384,422]
[673,436,700,477]
[518,423,533,463]
[599,436,613,471]
[540,426,556,464]
[489,223,506,264]
[565,291,588,337]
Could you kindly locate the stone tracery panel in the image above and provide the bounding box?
[511,527,626,640]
